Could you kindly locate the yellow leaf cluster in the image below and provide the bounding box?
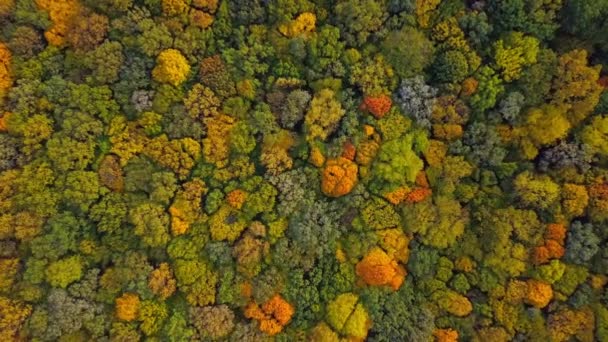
[278,12,316,37]
[36,0,82,47]
[152,49,191,86]
[0,43,11,97]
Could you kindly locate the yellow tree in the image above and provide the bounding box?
[152,49,191,86]
[305,89,345,141]
[551,49,602,125]
[0,42,11,99]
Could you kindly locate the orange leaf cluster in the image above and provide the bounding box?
[461,77,478,96]
[383,186,411,205]
[361,95,392,119]
[0,43,11,96]
[405,187,432,204]
[0,112,10,132]
[385,172,431,204]
[35,0,82,47]
[341,141,356,161]
[321,157,358,197]
[433,328,459,342]
[589,182,608,216]
[525,279,553,308]
[532,223,566,265]
[115,293,140,322]
[245,294,295,336]
[356,247,406,290]
[226,189,247,209]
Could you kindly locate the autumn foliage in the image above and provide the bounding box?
[0,43,10,97]
[356,247,406,290]
[245,294,295,335]
[361,95,392,119]
[321,157,358,197]
[115,293,140,322]
[152,49,191,86]
[2,1,608,341]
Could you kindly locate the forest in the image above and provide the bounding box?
[1,0,608,341]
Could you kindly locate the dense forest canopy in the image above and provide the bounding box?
[1,0,608,341]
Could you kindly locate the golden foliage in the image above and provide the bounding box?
[226,189,247,209]
[309,146,325,167]
[356,247,406,290]
[0,43,11,97]
[278,12,316,37]
[321,157,358,197]
[203,114,235,168]
[148,263,177,300]
[161,0,189,16]
[152,49,191,86]
[36,0,82,46]
[115,293,140,322]
[0,296,31,341]
[525,279,553,308]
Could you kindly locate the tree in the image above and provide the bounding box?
[148,263,177,300]
[396,77,437,129]
[326,293,370,339]
[184,84,220,119]
[551,49,602,125]
[432,50,469,84]
[129,203,170,248]
[138,300,168,336]
[469,66,504,114]
[493,32,539,82]
[173,259,217,306]
[565,221,600,265]
[382,27,434,79]
[581,115,608,156]
[513,171,560,210]
[432,289,473,317]
[304,89,345,141]
[244,294,294,335]
[361,95,392,119]
[98,154,124,192]
[0,43,11,99]
[65,11,109,51]
[334,0,387,46]
[190,305,235,339]
[152,49,191,86]
[321,157,358,197]
[355,247,405,290]
[35,0,83,47]
[402,196,468,249]
[0,296,31,341]
[562,184,588,218]
[562,0,608,51]
[115,293,140,322]
[525,279,553,308]
[84,41,123,85]
[45,256,83,288]
[370,133,424,194]
[199,55,235,98]
[278,12,316,37]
